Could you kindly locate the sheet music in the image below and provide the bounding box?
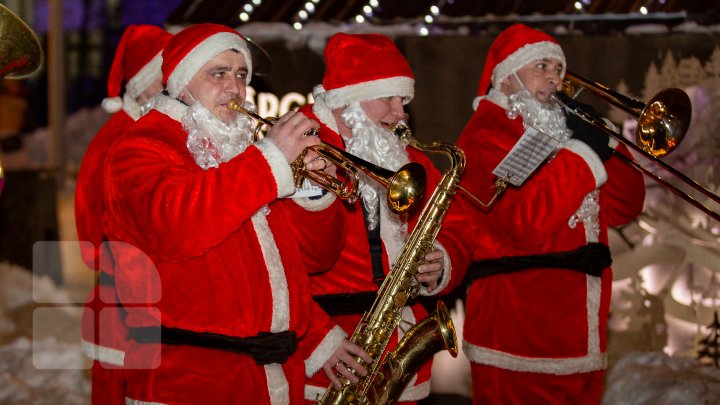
[492,126,561,186]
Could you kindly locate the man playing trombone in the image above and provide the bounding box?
[298,33,473,403]
[457,24,645,404]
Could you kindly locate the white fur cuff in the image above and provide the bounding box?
[293,192,336,211]
[562,139,608,188]
[254,138,296,198]
[304,325,347,378]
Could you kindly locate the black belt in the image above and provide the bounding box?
[469,242,612,282]
[128,326,297,365]
[314,291,378,316]
[98,271,115,286]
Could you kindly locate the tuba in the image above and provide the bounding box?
[0,4,44,195]
[317,124,464,405]
[0,4,43,79]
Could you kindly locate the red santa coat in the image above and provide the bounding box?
[299,105,472,403]
[76,109,135,405]
[457,98,644,391]
[103,96,347,405]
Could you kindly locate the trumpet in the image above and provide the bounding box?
[226,100,426,214]
[557,71,720,222]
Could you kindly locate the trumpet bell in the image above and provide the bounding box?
[387,162,426,214]
[0,4,43,79]
[638,88,691,158]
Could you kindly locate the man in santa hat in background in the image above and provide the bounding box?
[75,24,172,405]
[457,24,645,404]
[101,23,370,404]
[298,33,473,403]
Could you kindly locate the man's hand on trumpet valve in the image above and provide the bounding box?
[265,110,321,163]
[417,249,445,293]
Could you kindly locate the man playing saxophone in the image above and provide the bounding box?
[298,33,473,404]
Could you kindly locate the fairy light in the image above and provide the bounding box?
[352,0,381,25]
[417,0,446,36]
[640,6,648,14]
[237,0,264,23]
[292,0,323,30]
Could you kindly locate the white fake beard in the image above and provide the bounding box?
[507,88,573,143]
[342,103,410,231]
[183,101,256,170]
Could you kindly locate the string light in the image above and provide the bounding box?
[292,0,322,30]
[573,0,592,14]
[352,0,381,25]
[417,0,446,36]
[237,0,264,23]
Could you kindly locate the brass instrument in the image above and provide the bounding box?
[0,4,43,79]
[226,100,426,214]
[318,124,462,405]
[0,4,44,195]
[557,71,719,221]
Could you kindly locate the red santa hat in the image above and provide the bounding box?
[316,33,414,110]
[474,24,566,108]
[162,23,252,98]
[101,25,172,113]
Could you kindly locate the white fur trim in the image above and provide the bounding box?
[254,139,296,198]
[152,94,188,122]
[304,386,326,402]
[264,363,290,405]
[323,76,414,110]
[166,32,252,98]
[304,325,347,377]
[312,96,340,134]
[420,240,452,296]
[471,96,482,111]
[122,93,142,120]
[562,139,608,188]
[397,380,431,402]
[293,192,336,211]
[125,398,166,405]
[586,276,602,356]
[486,87,509,110]
[304,379,430,402]
[81,339,125,366]
[463,341,607,375]
[464,272,606,375]
[251,212,290,332]
[126,52,163,100]
[492,41,566,90]
[102,97,123,113]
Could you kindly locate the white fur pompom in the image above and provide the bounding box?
[101,97,123,113]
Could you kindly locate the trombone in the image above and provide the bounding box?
[226,100,427,214]
[557,71,720,222]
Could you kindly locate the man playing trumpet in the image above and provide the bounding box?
[102,23,369,404]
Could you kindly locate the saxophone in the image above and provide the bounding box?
[318,125,466,405]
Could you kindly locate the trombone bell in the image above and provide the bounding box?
[638,88,691,158]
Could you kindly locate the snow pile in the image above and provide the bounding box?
[603,351,720,405]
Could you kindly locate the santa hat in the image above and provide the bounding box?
[316,33,414,110]
[101,25,172,113]
[162,23,252,98]
[474,24,566,109]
